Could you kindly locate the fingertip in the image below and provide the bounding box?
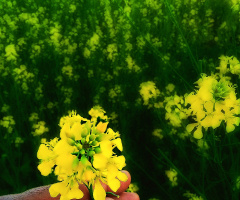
[112,192,140,200]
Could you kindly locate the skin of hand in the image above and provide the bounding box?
[0,171,139,200]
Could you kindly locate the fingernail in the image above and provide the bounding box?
[106,197,114,200]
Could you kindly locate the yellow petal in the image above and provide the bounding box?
[37,144,52,160]
[112,138,123,151]
[226,121,235,133]
[49,182,66,197]
[100,140,113,158]
[93,179,106,200]
[193,126,203,139]
[186,123,196,133]
[117,171,128,182]
[38,161,54,176]
[108,178,120,192]
[67,183,84,199]
[107,164,118,180]
[96,122,109,133]
[93,153,108,169]
[111,155,126,170]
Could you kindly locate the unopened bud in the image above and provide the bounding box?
[80,149,85,155]
[95,147,101,153]
[89,135,95,141]
[96,135,102,142]
[91,141,98,146]
[88,150,95,156]
[81,155,88,165]
[76,143,82,150]
[81,138,86,144]
[67,138,75,146]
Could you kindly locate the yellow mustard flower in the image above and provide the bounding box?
[37,109,127,200]
[186,73,240,138]
[139,81,160,108]
[183,191,204,200]
[32,121,49,136]
[165,168,178,187]
[5,44,18,61]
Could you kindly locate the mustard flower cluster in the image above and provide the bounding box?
[165,168,178,187]
[185,73,240,139]
[12,65,34,93]
[164,94,188,127]
[126,183,139,193]
[37,108,127,200]
[183,191,204,200]
[139,81,161,108]
[29,113,49,136]
[217,55,240,76]
[0,115,15,134]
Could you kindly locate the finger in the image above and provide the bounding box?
[0,183,91,200]
[78,184,91,200]
[106,170,131,195]
[107,192,140,200]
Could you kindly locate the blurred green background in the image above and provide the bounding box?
[1,0,240,199]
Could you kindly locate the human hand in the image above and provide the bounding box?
[0,170,139,200]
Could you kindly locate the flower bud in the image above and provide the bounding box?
[96,135,102,142]
[94,147,101,153]
[76,143,82,150]
[66,138,75,146]
[81,155,88,165]
[88,150,95,156]
[80,149,85,155]
[81,138,86,144]
[91,141,98,146]
[89,135,95,141]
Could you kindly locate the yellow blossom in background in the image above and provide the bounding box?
[29,113,39,122]
[183,191,204,200]
[89,106,107,121]
[15,137,24,147]
[152,129,163,139]
[69,4,77,13]
[185,72,240,139]
[0,115,15,134]
[12,65,34,93]
[164,94,188,127]
[5,44,18,61]
[165,168,178,187]
[125,55,141,73]
[126,183,139,193]
[37,109,127,200]
[139,81,160,108]
[41,138,47,143]
[1,104,10,113]
[165,83,175,94]
[83,47,91,58]
[32,121,49,136]
[62,65,73,79]
[106,43,118,60]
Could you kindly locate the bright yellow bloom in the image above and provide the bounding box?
[37,109,127,200]
[186,72,240,138]
[139,81,160,108]
[165,168,178,187]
